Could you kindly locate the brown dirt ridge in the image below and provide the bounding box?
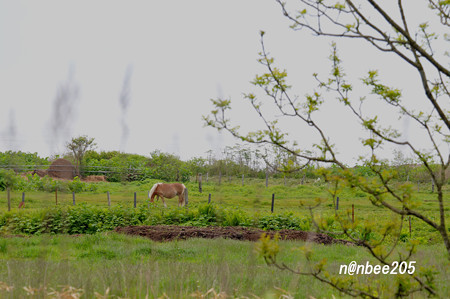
[114,225,354,245]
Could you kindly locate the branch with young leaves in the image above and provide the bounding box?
[276,0,449,130]
[305,167,440,296]
[312,42,450,256]
[205,2,448,295]
[204,33,446,297]
[204,33,344,169]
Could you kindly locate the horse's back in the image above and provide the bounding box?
[168,183,185,195]
[156,183,184,197]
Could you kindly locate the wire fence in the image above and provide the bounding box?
[0,164,150,175]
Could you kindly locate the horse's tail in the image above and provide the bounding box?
[182,184,188,206]
[148,183,160,198]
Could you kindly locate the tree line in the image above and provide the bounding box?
[0,143,444,184]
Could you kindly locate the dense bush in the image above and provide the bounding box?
[0,169,17,191]
[68,176,98,192]
[82,150,192,182]
[0,151,49,171]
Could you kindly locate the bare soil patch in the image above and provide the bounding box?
[114,225,353,245]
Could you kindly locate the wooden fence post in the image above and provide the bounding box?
[206,172,209,183]
[19,192,25,209]
[336,196,339,210]
[199,173,202,193]
[107,191,111,207]
[7,188,11,212]
[271,193,275,213]
[242,174,244,186]
[208,193,211,204]
[134,192,137,208]
[72,192,76,205]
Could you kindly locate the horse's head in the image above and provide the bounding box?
[149,183,162,202]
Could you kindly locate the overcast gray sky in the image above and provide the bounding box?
[0,1,447,165]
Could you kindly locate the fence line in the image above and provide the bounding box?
[0,164,154,175]
[2,188,364,221]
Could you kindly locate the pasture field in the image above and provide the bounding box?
[0,233,448,298]
[0,178,448,244]
[0,177,448,297]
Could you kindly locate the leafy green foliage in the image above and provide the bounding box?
[83,150,192,182]
[258,213,311,231]
[0,204,313,235]
[0,169,18,191]
[0,151,49,170]
[66,135,96,177]
[148,150,191,182]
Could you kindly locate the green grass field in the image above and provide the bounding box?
[0,233,448,298]
[1,177,446,216]
[1,178,447,243]
[0,177,448,297]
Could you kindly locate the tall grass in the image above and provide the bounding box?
[0,234,448,298]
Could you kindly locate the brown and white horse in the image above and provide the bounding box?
[148,183,187,207]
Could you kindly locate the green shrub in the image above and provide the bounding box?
[197,203,218,222]
[258,213,311,231]
[222,208,251,227]
[68,177,98,193]
[0,169,18,191]
[0,204,315,236]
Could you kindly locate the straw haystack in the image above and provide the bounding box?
[47,158,75,180]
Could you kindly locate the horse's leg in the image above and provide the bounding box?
[161,196,167,208]
[179,190,186,207]
[178,194,183,207]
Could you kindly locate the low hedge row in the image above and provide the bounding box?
[0,204,312,235]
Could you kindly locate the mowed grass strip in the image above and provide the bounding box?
[0,233,448,298]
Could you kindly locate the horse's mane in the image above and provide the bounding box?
[148,183,162,198]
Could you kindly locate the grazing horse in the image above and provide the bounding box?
[148,183,187,207]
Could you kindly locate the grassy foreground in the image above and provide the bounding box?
[0,233,448,298]
[0,178,448,297]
